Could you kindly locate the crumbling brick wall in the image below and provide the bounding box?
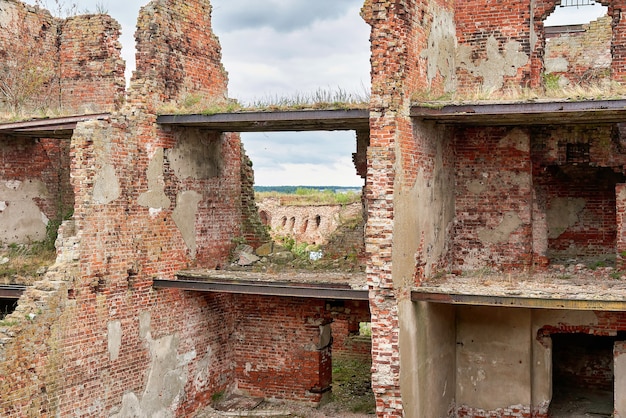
[58,14,126,113]
[257,199,362,246]
[363,0,457,415]
[0,135,72,245]
[0,0,124,116]
[455,0,532,91]
[0,0,266,416]
[544,16,612,84]
[232,295,333,404]
[453,127,534,271]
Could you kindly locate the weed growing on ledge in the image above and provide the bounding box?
[157,87,370,116]
[411,79,626,107]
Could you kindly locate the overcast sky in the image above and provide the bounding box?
[25,1,607,186]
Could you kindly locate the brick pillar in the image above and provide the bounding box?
[614,341,626,417]
[616,184,626,270]
[353,129,369,180]
[310,322,333,404]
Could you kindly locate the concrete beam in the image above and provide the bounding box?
[157,109,370,132]
[412,290,626,311]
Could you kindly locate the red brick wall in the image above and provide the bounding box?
[58,15,126,113]
[544,17,612,84]
[0,135,73,241]
[531,126,626,264]
[364,0,456,414]
[0,0,266,416]
[552,333,615,391]
[232,295,333,404]
[132,0,228,106]
[453,127,534,271]
[0,1,124,116]
[328,300,371,360]
[455,0,533,91]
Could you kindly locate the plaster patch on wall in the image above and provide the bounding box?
[545,57,569,73]
[467,179,487,195]
[0,179,49,244]
[0,2,17,29]
[499,128,529,152]
[93,163,121,204]
[172,190,202,257]
[421,7,457,92]
[458,36,529,90]
[478,211,523,244]
[138,147,171,209]
[193,346,214,391]
[111,312,196,418]
[546,197,586,239]
[107,320,122,361]
[168,129,222,180]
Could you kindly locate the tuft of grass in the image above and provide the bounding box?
[411,78,626,106]
[331,357,375,414]
[157,95,242,115]
[157,87,370,116]
[246,87,370,111]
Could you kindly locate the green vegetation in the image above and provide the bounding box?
[247,87,370,111]
[0,209,69,281]
[542,73,561,91]
[256,187,361,206]
[332,357,376,414]
[157,87,369,116]
[411,78,626,106]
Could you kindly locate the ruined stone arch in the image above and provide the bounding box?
[259,210,270,226]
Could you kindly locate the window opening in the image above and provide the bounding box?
[544,2,607,27]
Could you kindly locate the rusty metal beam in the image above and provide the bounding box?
[157,109,370,132]
[0,285,26,299]
[411,99,626,125]
[0,113,110,138]
[411,291,626,311]
[154,278,369,301]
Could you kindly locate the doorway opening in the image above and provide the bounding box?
[548,333,623,417]
[0,297,17,320]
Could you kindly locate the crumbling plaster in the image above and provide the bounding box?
[0,179,49,244]
[457,36,529,91]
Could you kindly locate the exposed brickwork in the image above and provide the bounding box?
[58,14,126,113]
[0,1,266,417]
[0,135,73,242]
[257,199,362,246]
[327,300,371,360]
[545,17,612,84]
[453,127,534,271]
[0,0,124,115]
[232,295,332,404]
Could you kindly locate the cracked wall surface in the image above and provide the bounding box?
[0,0,266,416]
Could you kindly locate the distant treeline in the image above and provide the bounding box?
[254,186,361,194]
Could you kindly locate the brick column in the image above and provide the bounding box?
[614,341,626,417]
[616,184,626,270]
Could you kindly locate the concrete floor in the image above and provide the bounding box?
[548,386,613,417]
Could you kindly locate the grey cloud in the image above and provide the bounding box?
[211,0,359,33]
[242,131,356,169]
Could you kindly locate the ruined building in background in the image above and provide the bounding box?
[3,0,626,417]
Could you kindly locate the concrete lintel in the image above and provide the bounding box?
[154,278,369,301]
[411,99,626,126]
[411,290,626,311]
[156,109,370,132]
